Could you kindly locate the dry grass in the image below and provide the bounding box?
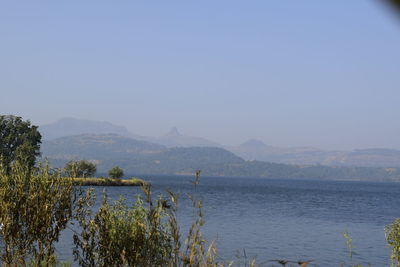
[71,177,145,186]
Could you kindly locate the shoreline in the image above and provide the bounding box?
[71,177,146,186]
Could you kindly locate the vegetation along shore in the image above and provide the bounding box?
[71,177,146,186]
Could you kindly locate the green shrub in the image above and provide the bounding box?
[64,160,97,178]
[72,183,231,267]
[0,161,79,266]
[386,218,400,267]
[108,166,124,179]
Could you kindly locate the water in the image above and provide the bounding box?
[56,176,400,266]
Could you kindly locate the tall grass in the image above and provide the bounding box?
[72,183,242,267]
[0,161,79,266]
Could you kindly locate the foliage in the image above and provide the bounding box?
[0,115,41,173]
[73,188,173,266]
[71,177,144,186]
[64,160,97,178]
[0,161,79,266]
[108,166,124,179]
[386,218,400,266]
[72,184,228,267]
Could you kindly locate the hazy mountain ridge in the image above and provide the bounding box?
[42,134,166,160]
[41,133,400,181]
[227,140,400,168]
[40,118,151,141]
[156,127,221,148]
[40,118,400,168]
[41,134,243,174]
[40,118,220,148]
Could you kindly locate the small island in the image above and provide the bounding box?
[71,177,146,186]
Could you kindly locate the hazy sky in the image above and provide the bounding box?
[1,1,400,150]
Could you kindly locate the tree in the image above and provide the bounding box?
[0,115,41,173]
[64,160,97,178]
[108,166,124,179]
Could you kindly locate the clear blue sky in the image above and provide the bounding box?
[1,1,399,150]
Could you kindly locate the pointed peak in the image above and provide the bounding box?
[240,139,269,148]
[165,126,180,137]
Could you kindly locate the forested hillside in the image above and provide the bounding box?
[41,134,400,181]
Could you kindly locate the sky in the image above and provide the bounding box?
[1,1,400,150]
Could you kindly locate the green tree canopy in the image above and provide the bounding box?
[64,160,97,178]
[0,115,41,173]
[108,166,124,179]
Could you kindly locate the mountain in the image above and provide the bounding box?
[42,134,166,161]
[40,133,400,181]
[156,127,221,148]
[227,139,273,161]
[41,134,242,174]
[40,118,400,168]
[40,118,147,140]
[40,118,222,148]
[227,141,400,168]
[227,140,340,165]
[111,147,244,176]
[239,139,271,149]
[324,148,400,167]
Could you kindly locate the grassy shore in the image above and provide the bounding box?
[71,177,146,186]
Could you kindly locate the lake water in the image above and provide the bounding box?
[55,176,400,266]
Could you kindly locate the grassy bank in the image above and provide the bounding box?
[71,177,146,186]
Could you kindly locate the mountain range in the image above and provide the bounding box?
[41,133,400,181]
[40,118,400,168]
[40,118,219,148]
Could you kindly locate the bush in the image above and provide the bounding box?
[64,160,97,178]
[108,166,124,179]
[73,184,225,267]
[0,161,80,265]
[386,218,400,266]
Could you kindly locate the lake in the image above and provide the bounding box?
[55,175,400,266]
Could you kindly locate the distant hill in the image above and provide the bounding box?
[40,118,148,140]
[41,134,241,174]
[155,127,221,148]
[42,134,166,160]
[227,140,342,165]
[40,134,400,181]
[40,118,400,168]
[227,140,400,168]
[40,118,221,148]
[324,148,400,167]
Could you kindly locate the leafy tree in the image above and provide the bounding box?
[0,115,41,173]
[108,166,124,179]
[64,160,97,178]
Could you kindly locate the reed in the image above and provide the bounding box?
[0,161,79,266]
